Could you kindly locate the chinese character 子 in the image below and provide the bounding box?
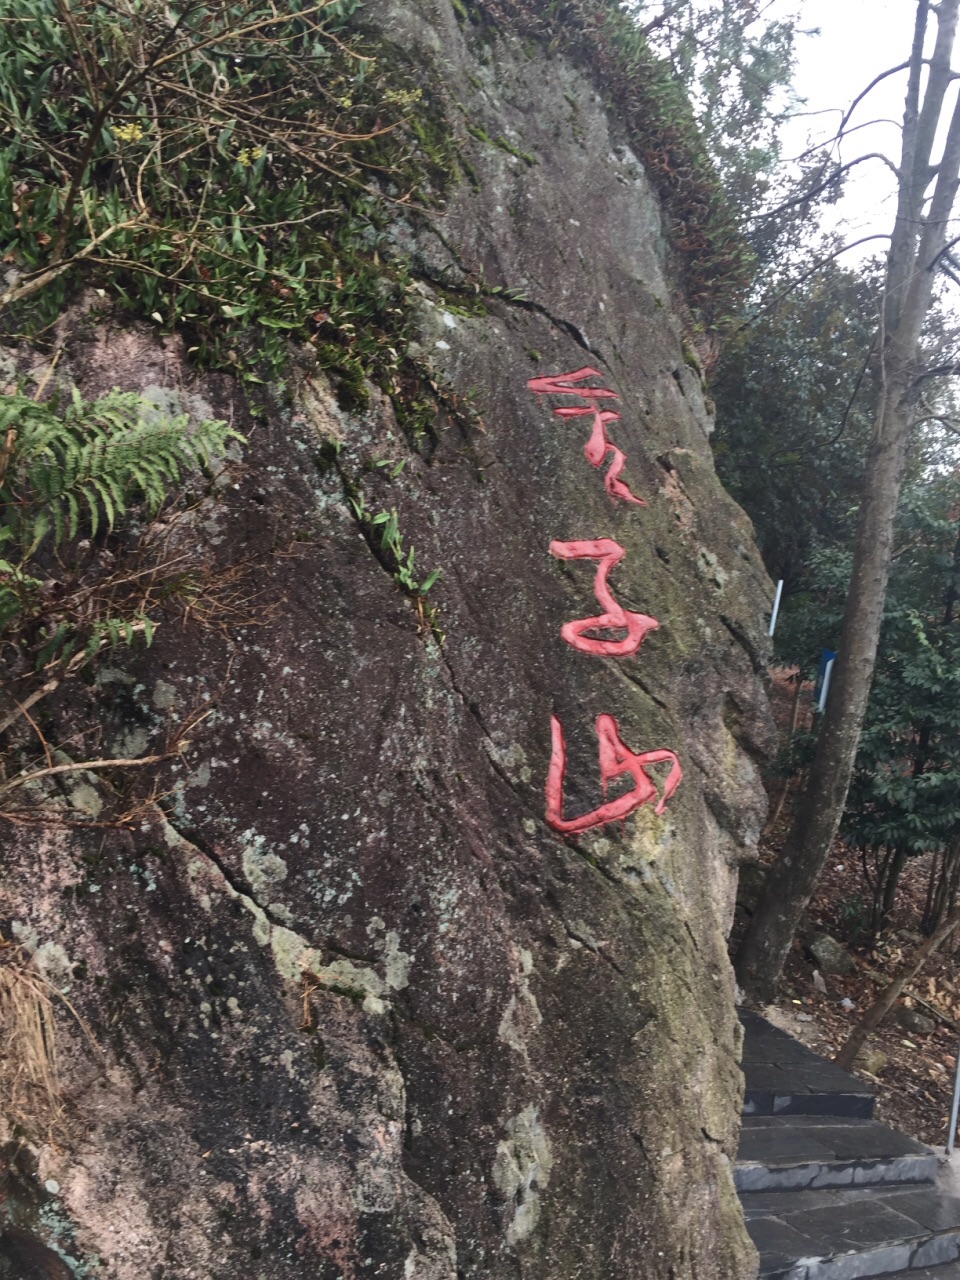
[550,538,658,657]
[545,714,682,833]
[527,366,645,505]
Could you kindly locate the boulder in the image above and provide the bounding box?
[0,2,778,1275]
[809,933,856,975]
[890,1004,937,1036]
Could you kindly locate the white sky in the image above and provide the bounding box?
[775,0,932,256]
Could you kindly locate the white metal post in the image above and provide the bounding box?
[948,1040,960,1155]
[818,657,835,713]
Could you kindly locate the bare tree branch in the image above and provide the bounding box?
[0,217,147,314]
[638,0,688,38]
[826,332,879,447]
[0,752,180,799]
[837,61,913,139]
[786,118,906,168]
[0,681,60,738]
[752,155,901,222]
[731,237,892,334]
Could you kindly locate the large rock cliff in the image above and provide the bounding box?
[0,1,776,1276]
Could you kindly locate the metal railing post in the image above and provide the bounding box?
[947,1037,960,1155]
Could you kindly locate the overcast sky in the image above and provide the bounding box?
[776,0,928,253]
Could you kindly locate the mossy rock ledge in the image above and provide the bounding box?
[0,0,776,1276]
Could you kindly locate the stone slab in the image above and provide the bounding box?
[740,1010,875,1119]
[736,1155,937,1194]
[881,1266,960,1278]
[736,1116,937,1191]
[742,1185,960,1279]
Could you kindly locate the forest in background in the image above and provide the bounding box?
[660,0,960,1109]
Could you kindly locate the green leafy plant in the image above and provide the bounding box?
[347,492,441,596]
[0,387,240,665]
[370,508,442,596]
[0,0,459,396]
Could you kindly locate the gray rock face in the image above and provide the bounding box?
[0,4,776,1278]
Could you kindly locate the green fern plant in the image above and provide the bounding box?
[0,387,240,654]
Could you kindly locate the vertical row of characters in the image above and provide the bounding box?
[527,368,682,834]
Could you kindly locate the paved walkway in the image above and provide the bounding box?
[738,1010,960,1279]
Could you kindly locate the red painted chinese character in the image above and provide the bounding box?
[527,368,620,399]
[545,714,682,833]
[527,366,645,505]
[550,538,658,657]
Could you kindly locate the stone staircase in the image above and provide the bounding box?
[738,1010,960,1279]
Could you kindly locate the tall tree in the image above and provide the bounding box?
[736,0,960,1002]
[841,476,960,934]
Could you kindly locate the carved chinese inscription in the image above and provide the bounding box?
[528,366,645,506]
[549,538,658,658]
[528,367,682,834]
[546,715,682,833]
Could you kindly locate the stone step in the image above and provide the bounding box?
[882,1267,960,1279]
[742,1185,960,1279]
[883,1267,960,1278]
[741,1010,875,1119]
[736,1116,938,1193]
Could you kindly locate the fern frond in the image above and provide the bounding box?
[0,386,243,656]
[1,388,241,556]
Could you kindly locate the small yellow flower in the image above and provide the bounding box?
[236,146,264,168]
[113,121,144,144]
[383,87,422,110]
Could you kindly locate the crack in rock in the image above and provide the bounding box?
[156,812,410,1013]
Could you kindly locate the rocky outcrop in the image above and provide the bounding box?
[0,2,776,1277]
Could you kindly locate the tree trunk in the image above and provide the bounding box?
[927,845,960,934]
[764,671,804,833]
[835,904,960,1070]
[735,408,913,999]
[878,846,909,933]
[734,0,960,1003]
[922,850,942,935]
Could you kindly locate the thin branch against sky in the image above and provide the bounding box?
[773,0,929,254]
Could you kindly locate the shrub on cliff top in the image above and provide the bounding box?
[0,0,450,391]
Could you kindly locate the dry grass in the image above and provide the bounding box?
[0,943,62,1140]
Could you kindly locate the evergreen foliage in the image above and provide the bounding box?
[846,613,960,856]
[0,388,238,662]
[843,477,960,861]
[777,481,960,872]
[712,257,881,594]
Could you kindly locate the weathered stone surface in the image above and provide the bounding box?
[809,933,857,976]
[890,1004,938,1036]
[0,3,777,1277]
